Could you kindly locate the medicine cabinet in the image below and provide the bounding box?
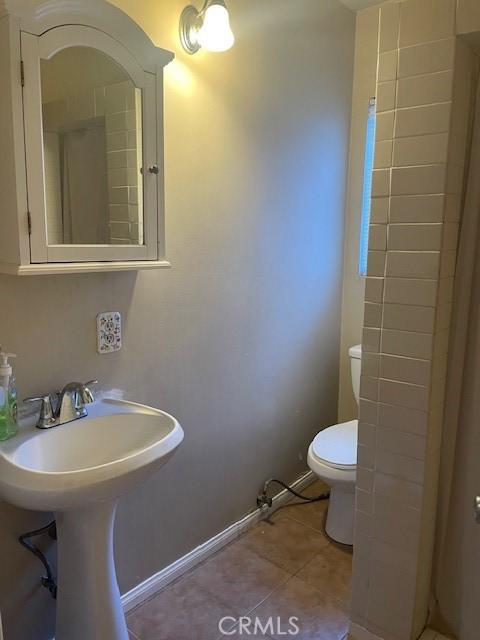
[0,0,173,275]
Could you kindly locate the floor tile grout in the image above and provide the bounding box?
[126,545,225,618]
[216,531,349,635]
[291,565,351,612]
[129,487,351,640]
[279,507,353,555]
[236,570,292,617]
[128,495,327,620]
[270,510,353,611]
[278,503,329,536]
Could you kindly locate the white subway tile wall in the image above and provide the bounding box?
[351,1,477,639]
[376,81,396,113]
[394,103,451,138]
[389,194,446,223]
[367,251,386,277]
[398,39,455,78]
[385,251,441,279]
[374,139,394,168]
[376,111,395,141]
[43,79,142,244]
[396,71,454,109]
[370,197,389,224]
[104,81,142,244]
[393,133,449,167]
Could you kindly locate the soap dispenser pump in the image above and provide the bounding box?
[0,347,18,441]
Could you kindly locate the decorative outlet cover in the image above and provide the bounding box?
[97,312,122,354]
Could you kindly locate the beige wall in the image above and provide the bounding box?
[0,1,355,639]
[338,6,379,422]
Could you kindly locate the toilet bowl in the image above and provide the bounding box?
[307,344,361,545]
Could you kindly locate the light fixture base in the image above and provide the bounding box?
[180,5,202,54]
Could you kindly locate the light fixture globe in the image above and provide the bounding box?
[180,0,234,55]
[198,2,234,52]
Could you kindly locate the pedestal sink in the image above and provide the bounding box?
[0,398,184,640]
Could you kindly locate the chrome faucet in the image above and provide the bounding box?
[25,380,97,429]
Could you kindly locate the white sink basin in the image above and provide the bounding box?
[0,398,183,511]
[0,398,184,640]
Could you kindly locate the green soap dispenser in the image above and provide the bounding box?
[0,347,18,441]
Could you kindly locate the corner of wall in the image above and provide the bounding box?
[350,1,468,639]
[338,5,380,423]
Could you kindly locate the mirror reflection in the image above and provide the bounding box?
[41,47,144,246]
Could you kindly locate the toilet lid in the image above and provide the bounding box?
[311,420,358,469]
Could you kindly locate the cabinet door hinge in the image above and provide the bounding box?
[20,61,25,87]
[27,210,32,235]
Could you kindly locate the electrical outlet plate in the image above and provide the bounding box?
[97,312,122,354]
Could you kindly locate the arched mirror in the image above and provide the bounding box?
[21,23,168,266]
[40,46,144,247]
[0,0,173,275]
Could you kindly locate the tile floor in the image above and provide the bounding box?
[127,481,352,640]
[419,631,453,640]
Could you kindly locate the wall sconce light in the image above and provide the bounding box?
[180,0,235,54]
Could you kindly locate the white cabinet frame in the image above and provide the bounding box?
[22,26,157,263]
[0,0,174,275]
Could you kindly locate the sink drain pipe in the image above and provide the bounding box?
[19,520,57,599]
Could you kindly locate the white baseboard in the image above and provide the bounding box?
[121,470,316,613]
[349,622,384,640]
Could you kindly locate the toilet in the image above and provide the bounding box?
[307,344,361,545]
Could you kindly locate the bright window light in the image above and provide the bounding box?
[358,98,376,277]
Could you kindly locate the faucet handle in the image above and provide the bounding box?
[24,394,57,429]
[81,380,98,404]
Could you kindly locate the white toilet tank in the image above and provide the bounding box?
[348,344,362,406]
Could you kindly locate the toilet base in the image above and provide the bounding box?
[325,486,354,545]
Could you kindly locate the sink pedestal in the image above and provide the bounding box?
[55,500,128,640]
[0,399,184,638]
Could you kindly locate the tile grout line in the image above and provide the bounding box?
[278,506,330,538]
[124,471,317,618]
[131,499,350,640]
[126,535,235,618]
[214,572,293,640]
[213,505,340,637]
[266,511,351,609]
[127,514,298,630]
[278,511,353,613]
